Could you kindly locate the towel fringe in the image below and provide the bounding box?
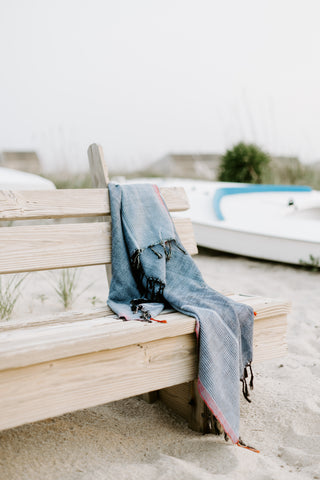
[247,361,254,390]
[130,247,166,301]
[130,240,186,300]
[164,240,172,260]
[130,249,145,295]
[130,298,167,323]
[150,246,163,259]
[241,377,251,403]
[146,276,165,300]
[240,361,254,402]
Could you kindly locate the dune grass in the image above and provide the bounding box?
[50,268,96,310]
[42,157,320,190]
[263,159,320,189]
[0,274,28,321]
[299,254,320,271]
[43,171,93,189]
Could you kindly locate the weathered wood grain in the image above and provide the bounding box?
[0,306,287,430]
[0,188,107,220]
[0,296,289,371]
[88,142,112,284]
[0,217,196,274]
[158,381,215,433]
[88,143,110,187]
[0,312,196,370]
[0,334,197,431]
[0,306,113,332]
[0,222,111,274]
[0,187,189,221]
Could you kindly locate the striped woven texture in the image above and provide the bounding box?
[107,183,254,443]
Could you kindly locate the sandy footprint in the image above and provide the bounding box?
[277,420,320,479]
[161,438,238,476]
[278,446,320,478]
[289,411,320,439]
[304,398,320,415]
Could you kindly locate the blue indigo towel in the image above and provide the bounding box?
[108,182,254,444]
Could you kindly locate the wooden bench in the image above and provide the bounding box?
[0,143,291,433]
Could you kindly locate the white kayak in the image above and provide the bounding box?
[0,166,55,190]
[122,177,320,266]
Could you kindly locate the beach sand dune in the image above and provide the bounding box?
[0,252,319,480]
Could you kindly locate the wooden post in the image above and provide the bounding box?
[87,144,110,187]
[159,380,224,435]
[87,144,112,285]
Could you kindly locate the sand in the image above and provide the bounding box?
[1,251,320,480]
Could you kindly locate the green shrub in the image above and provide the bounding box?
[299,254,320,271]
[218,142,271,183]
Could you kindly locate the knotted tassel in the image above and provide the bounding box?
[241,374,251,403]
[150,246,163,259]
[150,317,167,324]
[236,437,260,453]
[247,361,254,390]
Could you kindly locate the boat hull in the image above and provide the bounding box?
[121,177,320,266]
[193,221,320,265]
[0,167,55,190]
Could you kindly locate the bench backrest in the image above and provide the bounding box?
[0,144,197,276]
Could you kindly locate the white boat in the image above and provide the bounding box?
[0,166,55,190]
[122,177,320,266]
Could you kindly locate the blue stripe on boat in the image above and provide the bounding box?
[213,184,312,221]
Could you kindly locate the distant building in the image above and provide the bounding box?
[0,151,41,174]
[270,155,300,170]
[139,152,303,181]
[310,159,320,170]
[143,153,222,180]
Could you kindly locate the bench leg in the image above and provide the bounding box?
[157,381,224,435]
[141,391,159,403]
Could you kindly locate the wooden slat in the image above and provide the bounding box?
[173,217,198,255]
[229,294,291,319]
[0,313,286,371]
[0,222,111,274]
[0,292,288,332]
[0,296,288,371]
[0,187,189,221]
[0,312,196,370]
[0,188,108,220]
[253,314,287,362]
[0,288,230,332]
[0,334,197,431]
[0,217,196,274]
[159,187,190,211]
[0,306,113,332]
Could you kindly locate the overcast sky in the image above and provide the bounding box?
[0,0,319,172]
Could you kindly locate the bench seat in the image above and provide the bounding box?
[0,293,290,431]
